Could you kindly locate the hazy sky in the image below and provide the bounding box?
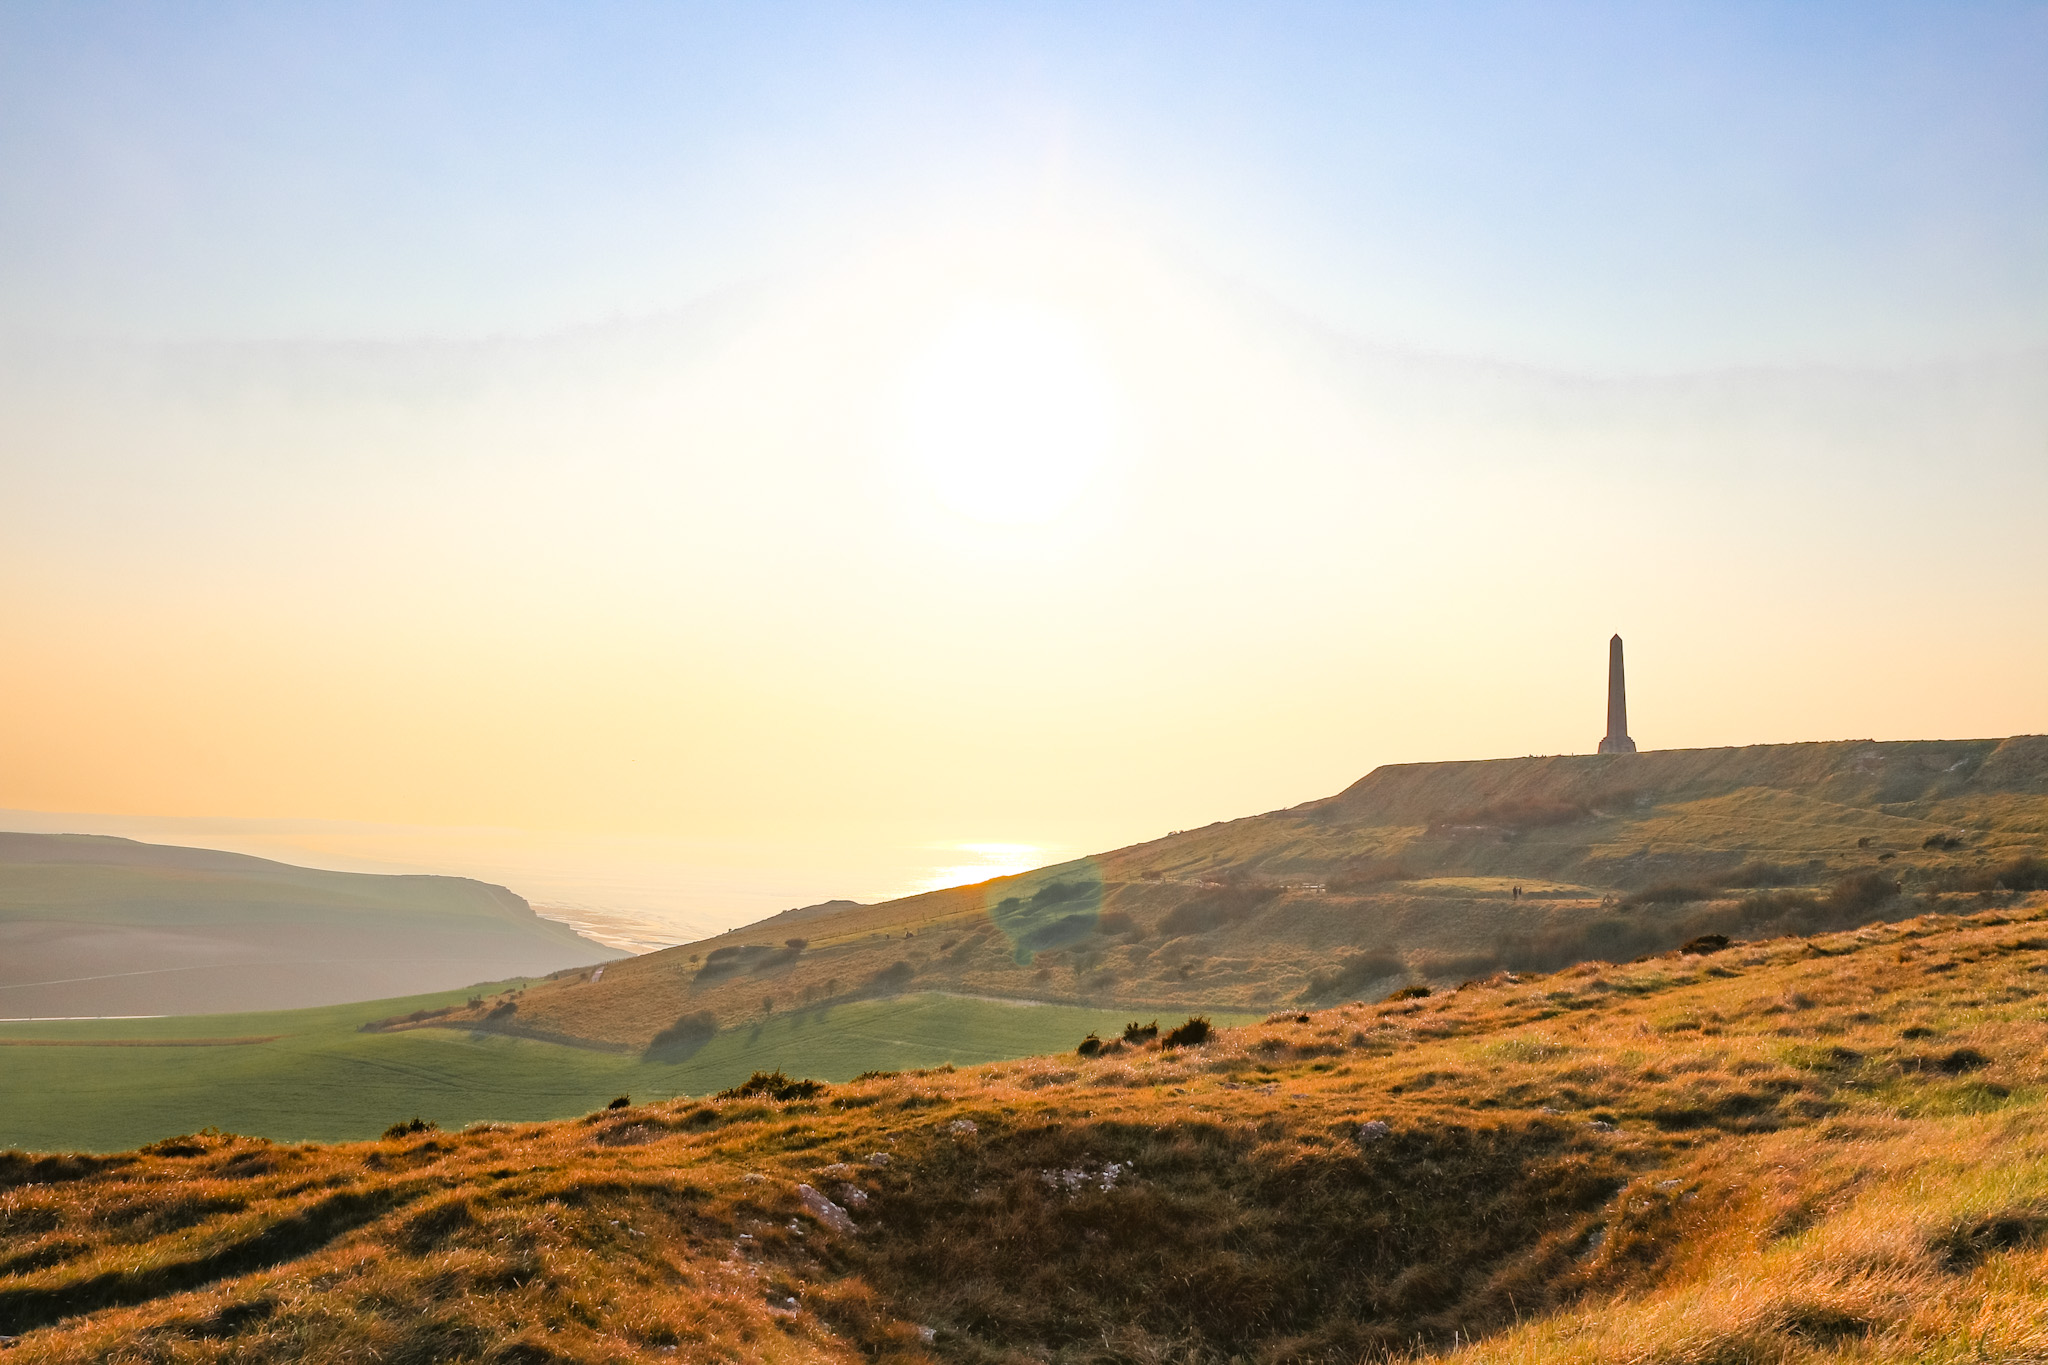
[2,3,2044,933]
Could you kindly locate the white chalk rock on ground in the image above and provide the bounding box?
[796,1184,858,1235]
[1357,1120,1392,1142]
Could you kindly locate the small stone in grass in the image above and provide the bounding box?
[796,1183,858,1235]
[1357,1120,1391,1142]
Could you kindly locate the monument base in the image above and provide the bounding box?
[1598,735,1638,755]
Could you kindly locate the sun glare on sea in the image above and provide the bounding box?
[912,841,1054,894]
[899,300,1119,525]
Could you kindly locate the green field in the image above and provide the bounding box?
[0,988,1245,1153]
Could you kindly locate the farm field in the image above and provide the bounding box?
[0,989,1239,1153]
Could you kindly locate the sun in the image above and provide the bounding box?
[898,300,1119,525]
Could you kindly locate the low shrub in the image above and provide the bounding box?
[1299,951,1407,1004]
[1384,985,1431,1002]
[382,1118,437,1140]
[1409,950,1504,981]
[693,942,795,984]
[1161,1017,1212,1048]
[1123,1020,1158,1044]
[648,1010,718,1052]
[1076,1034,1104,1057]
[1938,856,2048,894]
[1740,889,1820,924]
[1826,870,1899,918]
[1016,913,1095,954]
[1734,871,1899,935]
[717,1070,825,1102]
[1327,857,1412,893]
[606,1096,631,1110]
[865,961,916,994]
[1720,860,1805,888]
[1160,882,1283,936]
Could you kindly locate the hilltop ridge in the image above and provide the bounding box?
[1322,734,2048,827]
[412,736,2048,1054]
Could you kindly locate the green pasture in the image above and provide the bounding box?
[0,988,1247,1153]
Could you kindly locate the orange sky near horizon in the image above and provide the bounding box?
[4,231,2043,866]
[4,5,2045,934]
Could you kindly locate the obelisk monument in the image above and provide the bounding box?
[1598,633,1637,754]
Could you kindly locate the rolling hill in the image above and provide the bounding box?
[0,833,621,1017]
[7,736,2045,1156]
[5,898,2048,1363]
[420,736,2048,1053]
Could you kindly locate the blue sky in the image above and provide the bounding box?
[3,2,2043,366]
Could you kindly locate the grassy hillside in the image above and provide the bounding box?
[0,989,1245,1153]
[5,896,2048,1363]
[0,832,621,1016]
[442,736,2048,1052]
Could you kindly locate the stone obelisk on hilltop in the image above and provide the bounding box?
[1598,633,1637,754]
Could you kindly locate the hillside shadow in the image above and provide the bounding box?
[843,1112,1633,1360]
[989,863,1104,963]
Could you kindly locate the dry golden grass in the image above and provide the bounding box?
[412,737,2048,1053]
[8,896,2048,1363]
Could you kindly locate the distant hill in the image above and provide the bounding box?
[433,736,2048,1051]
[0,832,622,1017]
